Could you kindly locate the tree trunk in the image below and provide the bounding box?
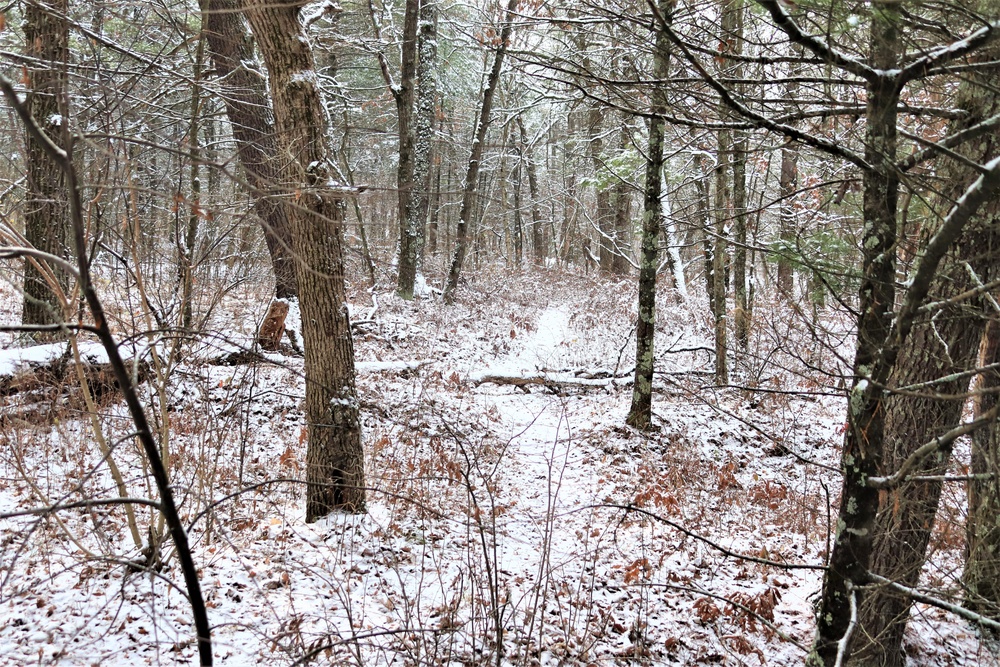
[713,127,730,386]
[242,0,365,518]
[393,0,420,298]
[776,137,798,296]
[626,0,671,430]
[22,0,71,334]
[776,45,801,297]
[511,142,524,265]
[851,255,993,666]
[443,0,518,303]
[611,124,633,276]
[694,152,715,303]
[199,0,298,299]
[965,319,1000,622]
[406,0,438,283]
[180,30,205,331]
[725,0,749,350]
[809,3,902,664]
[851,38,1000,666]
[518,117,545,266]
[588,107,615,273]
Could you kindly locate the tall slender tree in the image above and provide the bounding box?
[852,20,1000,663]
[444,0,519,303]
[626,0,672,430]
[200,0,298,300]
[966,319,1000,623]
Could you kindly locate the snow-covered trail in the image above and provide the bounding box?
[468,306,622,580]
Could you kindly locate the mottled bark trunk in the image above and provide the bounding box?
[243,0,365,518]
[22,0,71,334]
[407,0,437,282]
[776,137,798,296]
[443,0,518,303]
[518,117,545,266]
[511,145,523,265]
[626,0,672,430]
[725,0,749,349]
[394,0,420,298]
[611,125,633,276]
[200,0,297,299]
[713,128,730,385]
[694,153,715,302]
[810,3,902,664]
[776,46,799,297]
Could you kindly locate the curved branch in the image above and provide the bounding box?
[898,20,1000,85]
[753,0,876,80]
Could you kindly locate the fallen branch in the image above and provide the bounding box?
[469,368,632,392]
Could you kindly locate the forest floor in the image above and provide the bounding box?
[0,265,995,666]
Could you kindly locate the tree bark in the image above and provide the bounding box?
[626,0,672,431]
[393,0,420,298]
[694,152,715,303]
[965,319,1000,623]
[725,0,749,349]
[611,125,633,276]
[518,117,545,266]
[776,137,798,296]
[22,0,71,335]
[776,45,801,297]
[200,0,298,299]
[180,30,205,331]
[404,0,438,287]
[242,0,365,518]
[713,127,730,386]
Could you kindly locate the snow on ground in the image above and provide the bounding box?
[0,267,995,666]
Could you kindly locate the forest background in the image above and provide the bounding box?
[1,0,1000,665]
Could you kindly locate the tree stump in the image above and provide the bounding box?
[257,300,289,351]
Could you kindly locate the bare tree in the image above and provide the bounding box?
[626,0,672,431]
[443,0,519,304]
[200,0,299,300]
[242,0,366,517]
[22,0,71,334]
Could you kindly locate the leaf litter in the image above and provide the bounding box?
[0,268,992,666]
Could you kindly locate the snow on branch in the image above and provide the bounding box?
[899,112,1000,172]
[867,402,1000,489]
[302,0,342,28]
[899,19,1000,85]
[753,0,876,81]
[865,572,1000,633]
[661,23,872,171]
[879,154,1000,372]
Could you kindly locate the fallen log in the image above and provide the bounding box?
[468,369,632,393]
[0,342,149,400]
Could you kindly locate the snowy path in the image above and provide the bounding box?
[470,306,619,585]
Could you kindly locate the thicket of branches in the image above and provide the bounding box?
[1,0,999,665]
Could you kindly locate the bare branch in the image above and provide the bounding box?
[865,572,1000,632]
[868,403,1000,489]
[899,20,1000,85]
[753,0,876,80]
